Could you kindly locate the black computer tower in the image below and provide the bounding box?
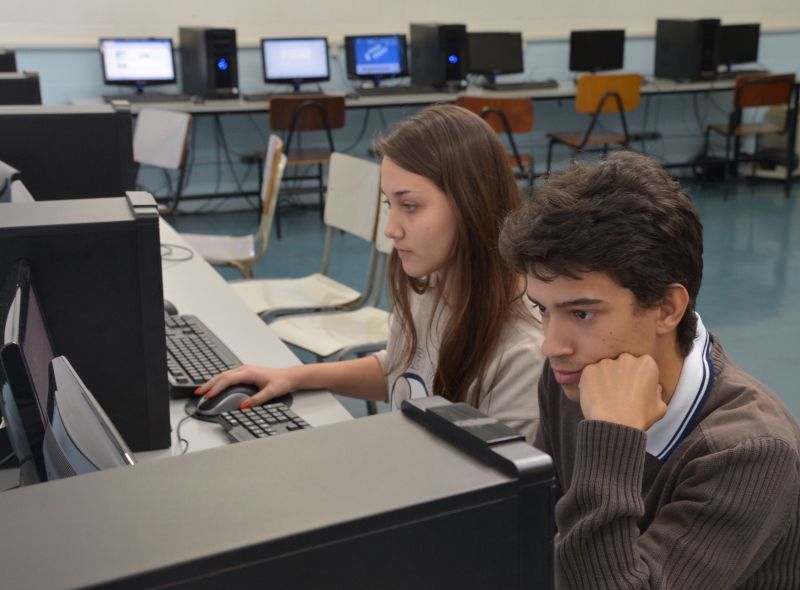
[0,193,170,451]
[0,49,16,72]
[655,19,722,82]
[179,27,239,98]
[0,72,41,105]
[410,23,468,88]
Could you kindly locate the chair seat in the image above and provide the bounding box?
[182,233,256,262]
[547,130,628,147]
[708,123,783,136]
[286,148,333,165]
[270,307,392,358]
[230,273,361,316]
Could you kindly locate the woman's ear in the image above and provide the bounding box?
[656,284,690,335]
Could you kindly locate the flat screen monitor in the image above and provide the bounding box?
[0,260,55,485]
[569,29,625,73]
[719,24,760,68]
[261,38,330,90]
[467,32,524,79]
[0,50,16,73]
[99,38,176,90]
[344,35,408,83]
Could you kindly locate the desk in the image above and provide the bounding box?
[141,219,353,461]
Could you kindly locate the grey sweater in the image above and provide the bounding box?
[535,335,800,589]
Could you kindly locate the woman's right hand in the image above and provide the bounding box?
[194,365,299,408]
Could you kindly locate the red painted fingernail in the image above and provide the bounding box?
[194,387,202,394]
[204,393,210,398]
[240,401,251,410]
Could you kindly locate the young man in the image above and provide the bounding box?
[500,151,800,589]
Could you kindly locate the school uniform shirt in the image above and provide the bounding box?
[373,287,544,444]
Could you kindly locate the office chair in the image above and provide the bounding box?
[455,96,535,188]
[132,108,192,215]
[702,74,798,199]
[181,135,286,278]
[230,152,383,321]
[268,95,346,238]
[546,73,642,172]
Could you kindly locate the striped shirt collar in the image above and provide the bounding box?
[645,314,715,462]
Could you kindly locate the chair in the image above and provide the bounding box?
[268,94,346,238]
[133,108,192,215]
[455,96,535,188]
[546,73,642,172]
[230,152,383,321]
[702,74,798,199]
[180,135,286,279]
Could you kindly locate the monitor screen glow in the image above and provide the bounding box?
[262,38,330,83]
[100,39,176,85]
[352,36,404,77]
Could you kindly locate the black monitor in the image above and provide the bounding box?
[0,260,56,485]
[0,49,16,73]
[344,35,408,85]
[719,24,760,69]
[99,38,176,93]
[467,32,524,81]
[0,103,135,201]
[261,37,330,91]
[0,72,41,105]
[569,29,625,73]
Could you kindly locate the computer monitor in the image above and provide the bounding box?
[344,35,408,84]
[719,24,760,70]
[467,32,524,81]
[99,38,176,92]
[0,260,56,485]
[0,72,42,105]
[261,37,330,90]
[569,29,625,73]
[0,50,16,73]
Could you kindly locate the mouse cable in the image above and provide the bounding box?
[161,243,194,263]
[0,451,14,467]
[176,414,193,455]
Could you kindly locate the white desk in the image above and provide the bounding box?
[136,219,353,462]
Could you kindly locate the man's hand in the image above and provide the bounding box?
[578,353,667,431]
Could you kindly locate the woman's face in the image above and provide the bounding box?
[381,157,458,278]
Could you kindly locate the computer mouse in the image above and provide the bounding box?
[196,384,260,416]
[163,299,178,316]
[190,95,205,105]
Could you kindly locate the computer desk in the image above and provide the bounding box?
[139,218,354,462]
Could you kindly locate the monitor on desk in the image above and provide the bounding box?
[0,50,16,73]
[467,32,524,81]
[344,35,408,85]
[0,72,41,105]
[261,37,330,91]
[719,24,760,70]
[99,38,176,92]
[569,29,625,73]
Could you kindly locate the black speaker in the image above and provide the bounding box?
[655,19,721,82]
[410,24,468,88]
[179,28,239,98]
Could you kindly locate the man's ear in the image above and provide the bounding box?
[656,284,690,336]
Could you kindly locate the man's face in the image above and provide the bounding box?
[526,271,661,403]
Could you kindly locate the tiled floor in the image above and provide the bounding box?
[168,176,800,420]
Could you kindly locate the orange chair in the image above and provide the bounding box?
[546,73,642,172]
[702,74,798,198]
[455,96,535,187]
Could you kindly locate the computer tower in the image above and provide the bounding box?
[655,19,722,82]
[410,23,468,88]
[0,193,170,451]
[0,72,41,105]
[179,27,239,98]
[0,49,16,72]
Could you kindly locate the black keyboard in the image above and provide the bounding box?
[165,314,241,398]
[716,69,769,80]
[103,93,192,104]
[481,79,559,91]
[356,85,441,97]
[242,91,323,102]
[219,404,312,442]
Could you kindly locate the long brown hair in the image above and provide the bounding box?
[373,104,525,406]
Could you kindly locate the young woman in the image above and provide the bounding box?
[197,104,544,442]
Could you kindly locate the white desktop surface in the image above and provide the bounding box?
[137,219,353,461]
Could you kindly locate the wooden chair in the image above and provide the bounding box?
[230,152,383,321]
[132,108,192,215]
[455,96,535,188]
[702,74,798,199]
[268,94,346,237]
[180,135,285,279]
[546,73,642,172]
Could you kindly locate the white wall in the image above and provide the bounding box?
[3,0,799,48]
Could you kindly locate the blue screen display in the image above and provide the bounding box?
[353,36,403,76]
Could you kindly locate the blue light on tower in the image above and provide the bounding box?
[448,55,458,64]
[217,58,229,71]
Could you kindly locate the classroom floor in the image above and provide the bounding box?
[167,176,800,420]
